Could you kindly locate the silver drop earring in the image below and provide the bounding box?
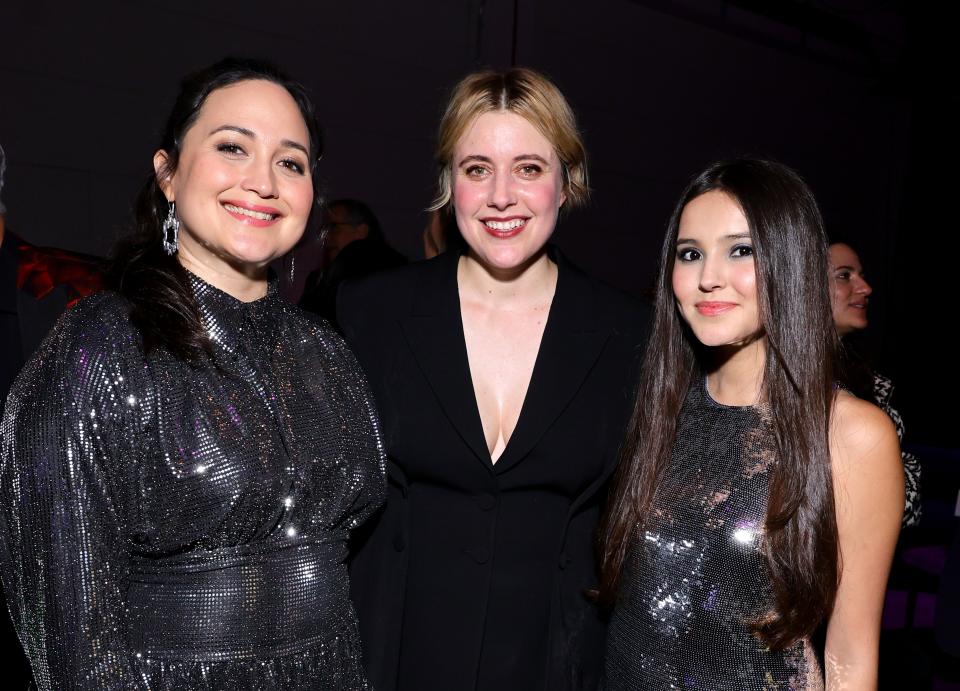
[162,201,180,255]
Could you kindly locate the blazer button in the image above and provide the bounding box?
[468,547,490,564]
[475,493,497,511]
[558,553,572,570]
[393,534,406,552]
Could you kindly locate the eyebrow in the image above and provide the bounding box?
[676,233,752,244]
[832,264,857,271]
[210,124,309,156]
[457,153,550,167]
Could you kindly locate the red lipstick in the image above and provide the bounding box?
[481,216,528,239]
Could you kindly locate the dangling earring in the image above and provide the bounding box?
[162,201,180,255]
[289,253,296,283]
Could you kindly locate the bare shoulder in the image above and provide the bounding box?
[830,391,900,471]
[830,391,900,462]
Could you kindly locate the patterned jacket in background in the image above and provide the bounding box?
[873,373,921,527]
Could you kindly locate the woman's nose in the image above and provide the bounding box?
[698,256,725,292]
[488,173,516,210]
[243,160,279,199]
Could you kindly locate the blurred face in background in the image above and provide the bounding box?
[322,204,369,265]
[828,242,872,336]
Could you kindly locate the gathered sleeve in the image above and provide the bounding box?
[0,297,148,690]
[301,312,387,531]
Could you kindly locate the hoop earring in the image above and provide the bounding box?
[162,201,180,255]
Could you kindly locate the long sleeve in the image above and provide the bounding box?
[0,296,147,690]
[300,312,386,531]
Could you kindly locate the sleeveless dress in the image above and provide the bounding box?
[603,379,823,690]
[0,275,386,690]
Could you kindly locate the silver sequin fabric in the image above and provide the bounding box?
[0,273,386,690]
[603,379,823,690]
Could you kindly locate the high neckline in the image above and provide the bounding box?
[187,270,282,352]
[184,268,280,310]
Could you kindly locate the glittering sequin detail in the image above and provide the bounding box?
[0,274,386,690]
[603,379,823,690]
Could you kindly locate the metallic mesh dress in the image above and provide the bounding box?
[603,379,823,690]
[0,275,386,690]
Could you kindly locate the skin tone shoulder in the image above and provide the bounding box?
[452,110,566,462]
[825,391,902,689]
[155,79,314,302]
[673,190,902,689]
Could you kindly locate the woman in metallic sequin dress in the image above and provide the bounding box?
[598,159,903,689]
[0,59,385,690]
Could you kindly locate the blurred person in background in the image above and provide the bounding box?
[0,145,103,408]
[300,198,405,329]
[421,207,463,259]
[829,241,920,527]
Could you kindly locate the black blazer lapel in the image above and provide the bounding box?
[399,252,493,471]
[494,252,611,475]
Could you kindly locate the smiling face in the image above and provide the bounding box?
[828,242,872,336]
[672,190,761,348]
[156,79,314,283]
[451,110,566,275]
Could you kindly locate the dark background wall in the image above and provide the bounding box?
[0,0,953,447]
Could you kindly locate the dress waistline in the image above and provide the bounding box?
[127,538,351,661]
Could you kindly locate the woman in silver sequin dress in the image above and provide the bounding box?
[598,159,903,689]
[0,59,385,690]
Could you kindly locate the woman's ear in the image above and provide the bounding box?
[153,150,175,202]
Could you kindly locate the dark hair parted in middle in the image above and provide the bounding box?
[598,158,840,649]
[107,57,323,361]
[430,67,589,212]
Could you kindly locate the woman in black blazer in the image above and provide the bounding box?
[338,68,649,691]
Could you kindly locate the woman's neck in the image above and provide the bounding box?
[177,248,268,303]
[704,337,767,407]
[457,249,557,309]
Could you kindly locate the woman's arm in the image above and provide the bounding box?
[0,301,145,690]
[824,392,904,690]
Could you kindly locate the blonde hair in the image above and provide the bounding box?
[430,68,589,211]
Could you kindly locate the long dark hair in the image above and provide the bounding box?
[107,57,323,361]
[598,158,840,649]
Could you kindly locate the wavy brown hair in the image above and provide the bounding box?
[598,158,841,649]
